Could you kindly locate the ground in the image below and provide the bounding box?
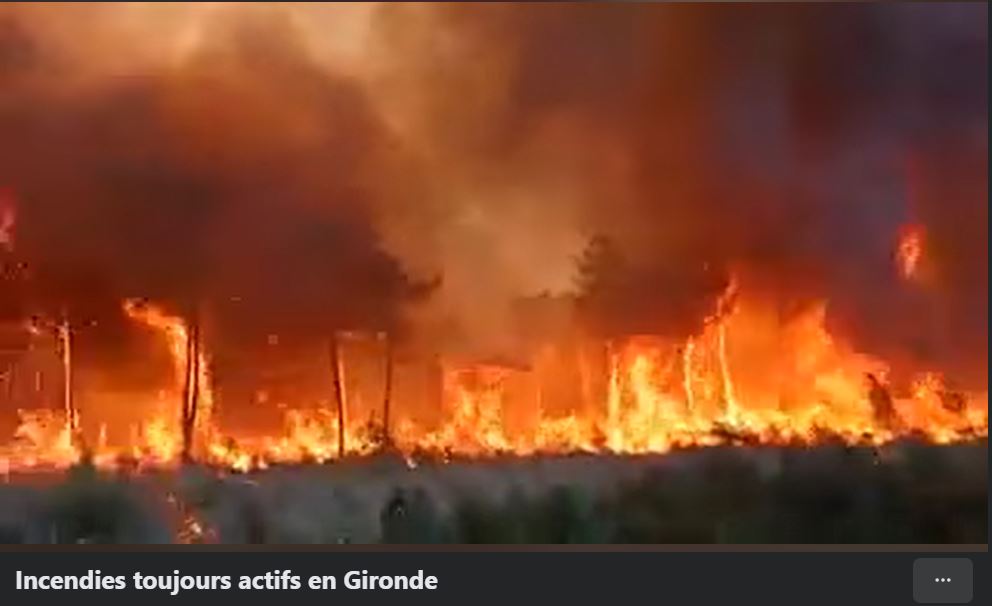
[0,440,986,544]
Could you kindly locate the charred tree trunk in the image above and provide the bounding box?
[181,312,201,464]
[867,373,896,429]
[58,310,80,449]
[329,332,346,459]
[381,332,394,450]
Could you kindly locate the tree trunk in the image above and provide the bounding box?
[381,332,394,449]
[181,312,200,463]
[329,333,346,459]
[867,373,896,429]
[58,311,79,447]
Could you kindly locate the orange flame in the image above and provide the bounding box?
[122,300,216,453]
[1,282,986,473]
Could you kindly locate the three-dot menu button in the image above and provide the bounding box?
[913,558,973,604]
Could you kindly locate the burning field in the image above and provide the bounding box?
[0,3,987,543]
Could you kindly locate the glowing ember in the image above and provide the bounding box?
[167,492,217,545]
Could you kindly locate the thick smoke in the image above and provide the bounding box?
[0,6,428,359]
[0,4,987,391]
[367,3,988,384]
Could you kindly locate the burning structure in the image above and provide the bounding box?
[0,3,986,478]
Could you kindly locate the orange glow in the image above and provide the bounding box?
[1,409,79,470]
[897,225,925,280]
[0,283,986,473]
[122,300,216,457]
[0,187,16,252]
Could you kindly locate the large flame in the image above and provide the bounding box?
[121,300,216,456]
[0,283,986,474]
[0,5,985,478]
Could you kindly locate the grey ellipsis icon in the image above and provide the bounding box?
[913,558,973,604]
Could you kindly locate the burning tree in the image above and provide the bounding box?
[180,306,202,463]
[0,4,984,474]
[574,233,727,340]
[0,188,90,452]
[207,211,439,459]
[573,234,629,339]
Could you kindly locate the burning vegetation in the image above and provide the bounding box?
[0,271,985,473]
[0,4,987,477]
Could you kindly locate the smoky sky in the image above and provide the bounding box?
[0,7,426,353]
[369,3,987,384]
[0,3,986,387]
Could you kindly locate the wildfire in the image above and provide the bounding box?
[0,409,79,471]
[0,4,984,487]
[0,281,986,474]
[122,300,216,457]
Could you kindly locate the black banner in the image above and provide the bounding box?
[0,549,987,605]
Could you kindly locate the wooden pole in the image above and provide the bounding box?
[381,332,394,449]
[58,310,79,446]
[181,312,200,463]
[329,333,346,459]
